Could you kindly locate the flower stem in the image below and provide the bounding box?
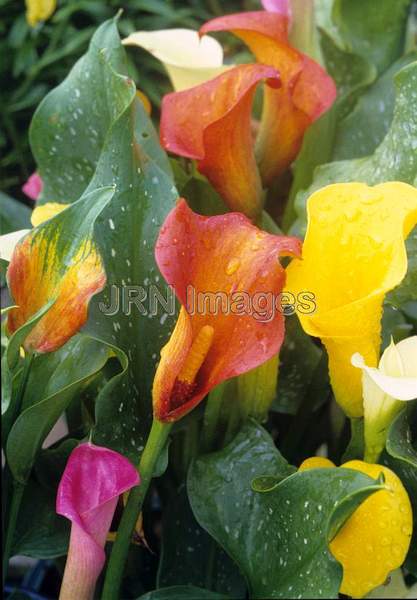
[2,352,34,583]
[202,383,226,452]
[2,482,24,584]
[102,419,172,599]
[3,352,34,440]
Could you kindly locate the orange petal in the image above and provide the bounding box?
[160,64,281,219]
[201,12,336,185]
[153,199,302,421]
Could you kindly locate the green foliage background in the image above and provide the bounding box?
[0,0,256,199]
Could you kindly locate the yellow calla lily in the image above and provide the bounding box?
[298,456,335,470]
[26,0,56,27]
[31,202,67,227]
[122,29,231,91]
[300,458,413,598]
[285,182,417,417]
[352,336,417,462]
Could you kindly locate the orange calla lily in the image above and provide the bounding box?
[7,188,113,353]
[152,198,302,422]
[200,11,337,185]
[160,64,280,219]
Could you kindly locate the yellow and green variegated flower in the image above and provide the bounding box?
[7,187,114,353]
[286,181,417,417]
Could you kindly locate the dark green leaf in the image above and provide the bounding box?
[0,191,31,233]
[158,487,246,598]
[29,17,178,456]
[332,52,417,161]
[294,61,417,233]
[6,333,124,483]
[1,300,54,416]
[137,586,227,600]
[188,421,381,599]
[273,316,322,415]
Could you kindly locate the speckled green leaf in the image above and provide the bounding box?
[381,405,417,576]
[293,61,417,234]
[317,0,412,78]
[385,404,417,469]
[386,226,417,306]
[332,52,417,161]
[188,422,382,599]
[29,17,178,456]
[286,3,414,229]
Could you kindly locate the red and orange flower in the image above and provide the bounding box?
[160,11,336,218]
[152,199,302,421]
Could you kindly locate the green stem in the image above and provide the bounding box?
[202,384,226,452]
[3,352,34,441]
[3,482,24,584]
[102,419,172,599]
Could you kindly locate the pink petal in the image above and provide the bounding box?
[22,172,43,201]
[56,443,139,600]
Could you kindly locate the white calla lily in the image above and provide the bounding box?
[0,230,30,262]
[352,336,417,462]
[122,29,231,91]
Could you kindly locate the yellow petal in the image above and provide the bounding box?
[330,461,412,599]
[285,182,417,417]
[26,0,56,27]
[352,336,417,462]
[123,29,232,91]
[298,456,336,470]
[31,202,67,227]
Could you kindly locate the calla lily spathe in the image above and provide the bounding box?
[7,189,113,353]
[152,199,302,422]
[123,29,231,92]
[57,443,139,600]
[352,336,417,462]
[285,182,417,417]
[161,65,280,219]
[200,11,336,186]
[300,458,413,599]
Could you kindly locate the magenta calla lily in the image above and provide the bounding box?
[56,443,140,600]
[22,172,42,201]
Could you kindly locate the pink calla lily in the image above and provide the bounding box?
[22,172,42,201]
[56,443,140,600]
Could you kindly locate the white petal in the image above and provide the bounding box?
[394,335,417,377]
[123,29,231,91]
[0,230,30,262]
[352,350,417,401]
